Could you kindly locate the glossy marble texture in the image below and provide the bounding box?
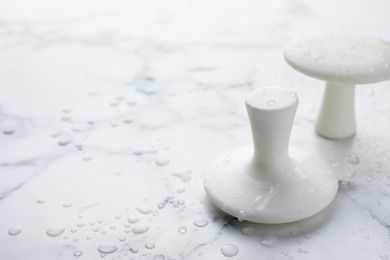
[0,0,390,259]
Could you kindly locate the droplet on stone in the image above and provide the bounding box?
[82,153,92,161]
[132,224,150,234]
[260,233,278,248]
[155,158,170,166]
[220,244,239,257]
[130,246,139,253]
[8,227,22,236]
[3,130,14,135]
[46,227,65,237]
[136,206,152,215]
[73,250,83,257]
[128,216,140,224]
[240,227,255,236]
[153,255,165,260]
[123,118,133,124]
[177,188,185,193]
[237,210,246,222]
[62,203,73,208]
[133,149,157,155]
[97,244,118,254]
[172,171,191,182]
[193,219,209,227]
[145,242,155,249]
[178,226,187,234]
[58,135,70,146]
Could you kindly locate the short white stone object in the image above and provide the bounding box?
[284,32,390,139]
[204,88,338,224]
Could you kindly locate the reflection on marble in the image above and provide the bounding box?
[0,0,390,259]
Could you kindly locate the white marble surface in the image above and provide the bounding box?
[0,0,390,259]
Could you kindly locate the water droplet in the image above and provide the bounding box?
[380,254,389,260]
[82,153,92,161]
[128,216,140,224]
[46,227,65,237]
[237,210,246,222]
[177,188,185,193]
[62,115,72,121]
[136,206,152,215]
[123,118,133,124]
[220,244,239,257]
[155,158,170,166]
[3,130,14,135]
[133,149,157,155]
[110,101,119,107]
[279,248,289,256]
[346,154,360,165]
[132,224,150,234]
[62,203,73,208]
[119,237,126,242]
[77,223,85,228]
[36,199,45,204]
[97,244,118,254]
[73,250,83,257]
[260,233,278,248]
[240,227,255,236]
[172,171,192,182]
[130,246,139,253]
[153,255,165,260]
[266,100,276,106]
[58,135,70,146]
[126,101,138,106]
[145,242,155,249]
[101,230,107,235]
[71,229,77,233]
[51,131,61,137]
[193,219,209,227]
[315,56,325,64]
[253,185,280,211]
[8,227,22,236]
[178,226,187,233]
[93,227,99,232]
[110,121,120,127]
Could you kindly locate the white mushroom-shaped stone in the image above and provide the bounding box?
[284,32,390,139]
[204,88,338,224]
